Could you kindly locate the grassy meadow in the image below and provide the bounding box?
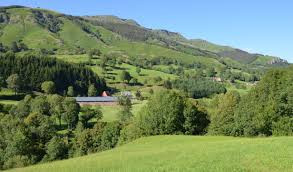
[7,136,293,172]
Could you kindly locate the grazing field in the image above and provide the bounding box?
[8,136,293,172]
[101,100,147,122]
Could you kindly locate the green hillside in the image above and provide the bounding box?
[8,136,293,172]
[0,6,288,69]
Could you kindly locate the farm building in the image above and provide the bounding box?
[75,96,118,106]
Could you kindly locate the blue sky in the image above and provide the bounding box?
[1,0,292,62]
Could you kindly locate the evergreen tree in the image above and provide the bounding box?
[88,84,97,97]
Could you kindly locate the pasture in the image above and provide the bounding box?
[8,136,293,172]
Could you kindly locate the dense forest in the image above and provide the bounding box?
[0,52,106,96]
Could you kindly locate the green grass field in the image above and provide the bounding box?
[101,100,147,122]
[8,136,293,172]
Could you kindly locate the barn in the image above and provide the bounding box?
[75,96,118,106]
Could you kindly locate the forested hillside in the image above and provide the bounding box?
[0,52,106,95]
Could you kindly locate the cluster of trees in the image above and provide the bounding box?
[172,77,227,99]
[209,66,293,136]
[0,93,121,170]
[0,52,106,96]
[218,69,259,83]
[32,10,63,33]
[119,90,209,143]
[0,89,210,170]
[0,41,28,53]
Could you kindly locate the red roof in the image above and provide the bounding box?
[101,91,110,97]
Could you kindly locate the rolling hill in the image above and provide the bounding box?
[7,136,293,172]
[0,5,288,69]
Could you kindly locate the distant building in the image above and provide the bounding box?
[75,96,118,106]
[212,77,223,82]
[120,91,133,98]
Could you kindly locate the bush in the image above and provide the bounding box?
[3,155,32,170]
[44,137,68,161]
[272,117,293,136]
[101,122,121,150]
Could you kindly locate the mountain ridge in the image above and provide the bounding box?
[0,5,288,67]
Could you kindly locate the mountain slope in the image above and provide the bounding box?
[0,6,288,68]
[84,15,288,66]
[8,136,293,172]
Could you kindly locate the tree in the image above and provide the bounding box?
[136,67,141,75]
[45,136,68,161]
[119,71,132,83]
[130,78,138,85]
[206,68,216,77]
[62,98,80,130]
[117,95,133,123]
[100,55,109,68]
[11,42,19,53]
[183,101,209,135]
[67,86,75,97]
[135,90,143,100]
[100,122,121,150]
[47,94,64,128]
[108,57,117,67]
[163,79,172,89]
[0,76,5,92]
[136,90,185,135]
[24,112,56,161]
[41,81,55,94]
[80,106,103,128]
[30,96,51,116]
[88,84,97,97]
[6,74,20,95]
[0,43,7,53]
[88,48,101,57]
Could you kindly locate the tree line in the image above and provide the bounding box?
[0,52,106,96]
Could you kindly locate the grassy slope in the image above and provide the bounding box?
[0,7,225,69]
[55,54,177,84]
[0,8,60,49]
[8,136,293,172]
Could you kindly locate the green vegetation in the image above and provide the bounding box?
[8,136,293,172]
[0,5,292,172]
[172,77,227,99]
[208,66,293,136]
[0,52,106,96]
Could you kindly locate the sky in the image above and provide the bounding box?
[1,0,292,62]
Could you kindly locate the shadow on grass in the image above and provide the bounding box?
[0,94,26,101]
